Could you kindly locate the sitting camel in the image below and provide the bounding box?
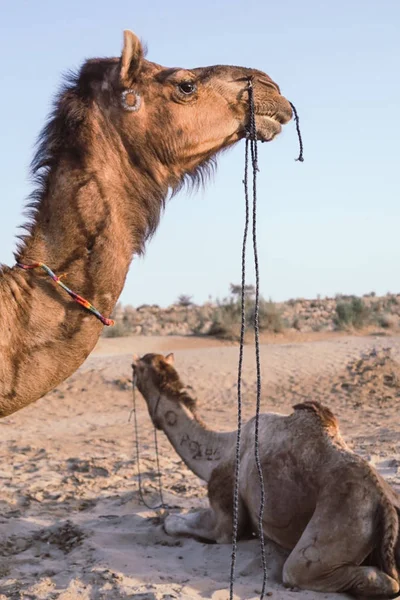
[132,352,400,598]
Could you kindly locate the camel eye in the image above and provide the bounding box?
[178,81,197,95]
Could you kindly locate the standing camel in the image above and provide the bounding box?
[0,30,292,416]
[132,352,400,598]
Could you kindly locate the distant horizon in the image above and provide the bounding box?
[116,287,399,310]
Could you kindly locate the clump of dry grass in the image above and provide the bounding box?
[206,286,284,340]
[334,297,371,330]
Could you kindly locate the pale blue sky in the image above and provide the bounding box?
[1,0,399,307]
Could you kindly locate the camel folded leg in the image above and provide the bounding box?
[164,504,245,544]
[283,560,399,597]
[164,462,250,544]
[164,508,217,541]
[282,500,399,597]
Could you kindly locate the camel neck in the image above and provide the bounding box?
[153,394,235,482]
[0,147,165,416]
[17,164,134,313]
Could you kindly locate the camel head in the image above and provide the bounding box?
[132,353,196,428]
[83,30,293,186]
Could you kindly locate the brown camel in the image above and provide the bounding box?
[132,352,400,598]
[0,30,292,417]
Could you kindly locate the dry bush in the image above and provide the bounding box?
[206,296,284,340]
[334,297,371,330]
[102,322,131,338]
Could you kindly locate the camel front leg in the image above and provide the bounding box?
[164,504,243,544]
[164,461,250,544]
[164,508,218,542]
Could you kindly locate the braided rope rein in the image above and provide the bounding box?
[229,83,304,600]
[129,371,166,510]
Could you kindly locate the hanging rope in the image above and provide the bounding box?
[130,371,166,510]
[229,134,250,600]
[249,79,269,599]
[229,78,268,600]
[125,80,304,593]
[229,83,304,600]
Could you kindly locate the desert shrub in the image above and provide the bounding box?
[334,293,355,301]
[207,300,242,340]
[176,294,193,307]
[292,317,301,330]
[334,297,370,330]
[206,296,284,339]
[377,314,397,329]
[230,283,255,298]
[248,299,284,333]
[386,295,399,307]
[162,311,187,324]
[102,322,131,338]
[192,316,206,335]
[370,300,384,314]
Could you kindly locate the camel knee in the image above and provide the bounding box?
[282,561,303,588]
[282,555,324,591]
[282,561,308,589]
[283,558,400,596]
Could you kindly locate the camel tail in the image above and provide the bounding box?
[379,496,399,582]
[371,469,400,583]
[360,458,399,581]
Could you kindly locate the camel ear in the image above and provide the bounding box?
[120,30,144,86]
[132,353,140,366]
[164,353,175,365]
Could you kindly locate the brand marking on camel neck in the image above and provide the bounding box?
[180,433,221,461]
[165,410,177,426]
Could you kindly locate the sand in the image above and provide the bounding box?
[1,333,400,599]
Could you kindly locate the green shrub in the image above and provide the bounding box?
[292,317,301,331]
[206,297,284,339]
[176,294,193,307]
[248,299,284,333]
[334,297,370,330]
[102,322,131,338]
[377,314,397,329]
[207,300,242,340]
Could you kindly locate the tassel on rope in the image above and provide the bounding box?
[16,262,115,327]
[289,101,304,162]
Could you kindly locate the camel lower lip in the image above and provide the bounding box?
[257,115,282,142]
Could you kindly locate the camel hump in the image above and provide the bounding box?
[293,401,339,432]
